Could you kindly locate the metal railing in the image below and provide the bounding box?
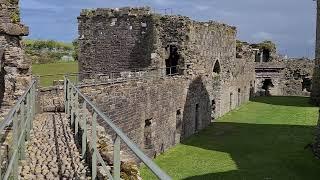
[0,79,37,180]
[64,77,172,180]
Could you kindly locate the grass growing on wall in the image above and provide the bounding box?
[141,96,320,180]
[32,61,78,87]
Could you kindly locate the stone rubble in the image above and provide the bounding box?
[19,113,89,179]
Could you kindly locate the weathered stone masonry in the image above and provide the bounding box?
[77,7,256,158]
[312,0,320,158]
[236,40,315,97]
[0,0,30,112]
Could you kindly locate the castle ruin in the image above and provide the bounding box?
[77,7,256,156]
[77,7,315,158]
[0,0,31,118]
[312,0,320,157]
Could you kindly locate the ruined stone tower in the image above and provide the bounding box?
[0,0,30,108]
[312,0,320,157]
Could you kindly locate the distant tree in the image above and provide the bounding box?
[72,39,79,61]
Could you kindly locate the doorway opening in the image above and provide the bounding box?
[144,118,153,149]
[195,104,199,132]
[302,78,312,92]
[262,79,274,96]
[262,49,270,62]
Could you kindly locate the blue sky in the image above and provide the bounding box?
[20,0,316,58]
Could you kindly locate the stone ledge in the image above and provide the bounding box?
[0,23,29,36]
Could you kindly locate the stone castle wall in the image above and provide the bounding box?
[282,59,314,96]
[312,0,320,104]
[77,7,256,157]
[0,0,30,110]
[312,0,320,158]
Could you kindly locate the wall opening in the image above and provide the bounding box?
[213,60,221,74]
[238,88,241,106]
[195,104,199,132]
[262,49,270,62]
[0,53,5,106]
[175,109,182,144]
[165,45,180,75]
[211,100,216,120]
[144,118,153,149]
[255,52,261,62]
[262,79,274,96]
[230,93,233,110]
[302,78,312,92]
[250,81,254,98]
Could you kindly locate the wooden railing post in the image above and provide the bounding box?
[75,92,79,136]
[20,101,26,160]
[64,76,67,113]
[92,113,98,179]
[81,102,87,159]
[70,88,75,127]
[26,92,31,140]
[12,113,18,180]
[67,82,71,118]
[113,135,121,180]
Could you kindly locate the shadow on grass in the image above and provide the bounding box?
[181,122,320,180]
[251,96,315,107]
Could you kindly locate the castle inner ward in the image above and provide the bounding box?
[0,1,319,178]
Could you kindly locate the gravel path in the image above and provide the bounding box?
[19,113,89,179]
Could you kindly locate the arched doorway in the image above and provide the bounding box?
[262,79,274,96]
[213,60,221,74]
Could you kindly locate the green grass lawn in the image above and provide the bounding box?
[141,96,320,180]
[32,61,78,87]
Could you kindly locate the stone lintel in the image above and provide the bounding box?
[0,23,29,36]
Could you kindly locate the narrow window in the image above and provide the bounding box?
[213,60,221,74]
[195,104,199,132]
[144,119,153,149]
[255,51,261,62]
[211,100,216,120]
[230,93,233,110]
[238,88,241,106]
[262,49,270,62]
[165,45,180,75]
[175,109,182,144]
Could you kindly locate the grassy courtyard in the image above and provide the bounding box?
[141,96,320,180]
[32,61,78,87]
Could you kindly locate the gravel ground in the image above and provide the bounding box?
[19,113,89,179]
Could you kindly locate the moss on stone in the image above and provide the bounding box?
[236,40,243,50]
[83,9,95,18]
[258,40,276,51]
[10,10,20,23]
[6,0,19,5]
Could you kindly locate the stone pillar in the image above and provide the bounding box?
[312,0,320,104]
[0,0,31,107]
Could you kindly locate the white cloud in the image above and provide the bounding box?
[252,32,273,41]
[195,5,210,11]
[307,38,315,45]
[153,0,174,6]
[20,0,59,10]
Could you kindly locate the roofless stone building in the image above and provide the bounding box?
[77,7,256,157]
